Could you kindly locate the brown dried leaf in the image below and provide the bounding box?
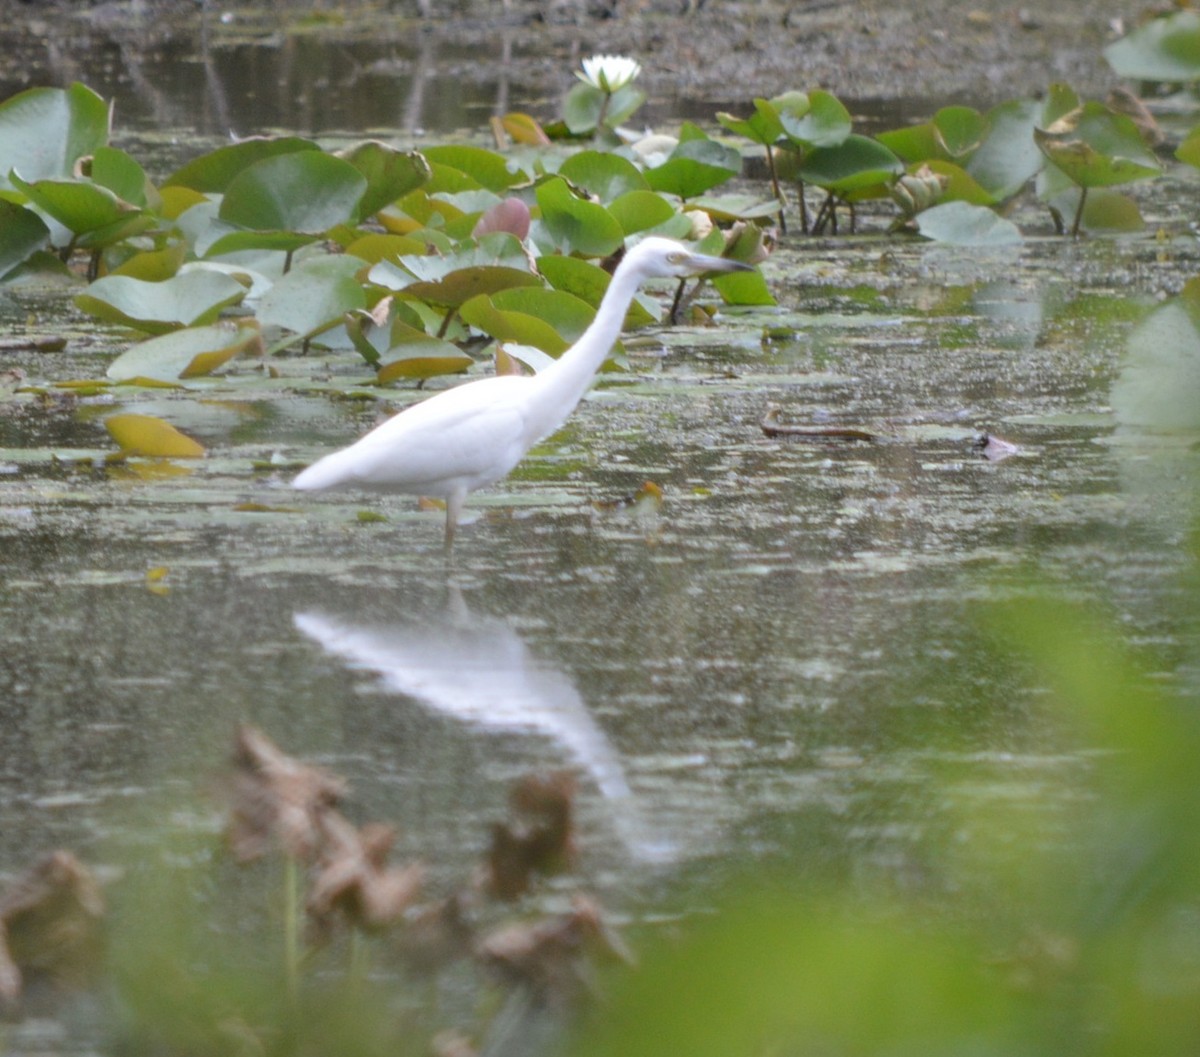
[477,896,632,1002]
[398,891,477,972]
[0,850,106,997]
[227,725,346,863]
[484,772,577,901]
[307,812,424,934]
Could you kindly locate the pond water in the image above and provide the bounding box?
[2,13,1200,1053]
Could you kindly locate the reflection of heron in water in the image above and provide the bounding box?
[294,589,672,862]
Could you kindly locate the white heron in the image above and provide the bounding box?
[293,237,754,546]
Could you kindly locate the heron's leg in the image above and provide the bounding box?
[444,488,466,551]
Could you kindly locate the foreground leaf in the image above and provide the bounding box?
[76,272,248,334]
[915,201,1022,245]
[106,322,263,382]
[219,152,368,233]
[0,200,50,280]
[0,82,110,189]
[105,413,206,457]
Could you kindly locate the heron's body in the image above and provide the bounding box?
[294,237,753,545]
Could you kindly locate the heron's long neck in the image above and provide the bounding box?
[524,261,644,439]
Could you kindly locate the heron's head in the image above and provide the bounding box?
[626,236,756,280]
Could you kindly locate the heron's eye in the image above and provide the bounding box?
[668,252,685,264]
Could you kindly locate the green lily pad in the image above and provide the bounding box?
[1176,125,1200,169]
[1034,102,1160,189]
[917,161,996,206]
[716,98,787,147]
[460,292,569,354]
[373,235,541,307]
[164,136,320,193]
[219,151,368,233]
[915,201,1022,246]
[1045,187,1145,233]
[336,140,431,220]
[257,255,367,337]
[422,145,524,193]
[376,342,474,385]
[0,199,50,280]
[644,125,742,198]
[8,171,146,242]
[687,194,784,222]
[203,229,320,259]
[798,135,903,194]
[964,98,1046,201]
[106,321,264,381]
[343,232,429,264]
[563,81,645,134]
[536,176,626,257]
[105,412,206,458]
[774,90,852,149]
[110,242,187,281]
[608,189,678,235]
[76,271,248,333]
[559,150,648,201]
[1105,9,1200,82]
[0,82,110,188]
[536,254,658,326]
[711,267,776,306]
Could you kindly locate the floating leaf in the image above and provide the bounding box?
[377,343,473,384]
[562,81,645,134]
[219,152,368,233]
[421,145,523,193]
[644,127,742,198]
[711,268,776,306]
[608,190,679,235]
[106,321,263,382]
[343,232,428,264]
[964,98,1047,201]
[536,176,625,257]
[774,89,852,149]
[369,236,540,308]
[203,229,319,258]
[1176,125,1200,169]
[559,151,647,201]
[536,254,657,326]
[87,146,153,208]
[687,194,783,222]
[915,161,995,206]
[76,271,248,333]
[798,135,903,194]
[0,82,110,188]
[1044,187,1145,233]
[335,141,431,220]
[460,290,573,354]
[257,255,367,337]
[8,171,149,245]
[716,98,787,147]
[915,201,1022,246]
[105,413,205,458]
[497,112,550,147]
[0,200,50,280]
[110,243,186,282]
[1034,103,1161,189]
[1111,278,1200,431]
[1104,9,1200,82]
[163,136,320,193]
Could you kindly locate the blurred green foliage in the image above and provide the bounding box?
[568,539,1200,1057]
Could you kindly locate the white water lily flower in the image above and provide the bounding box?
[576,54,642,93]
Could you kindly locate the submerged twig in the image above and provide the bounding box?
[760,404,880,443]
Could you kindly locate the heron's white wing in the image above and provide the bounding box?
[296,375,534,494]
